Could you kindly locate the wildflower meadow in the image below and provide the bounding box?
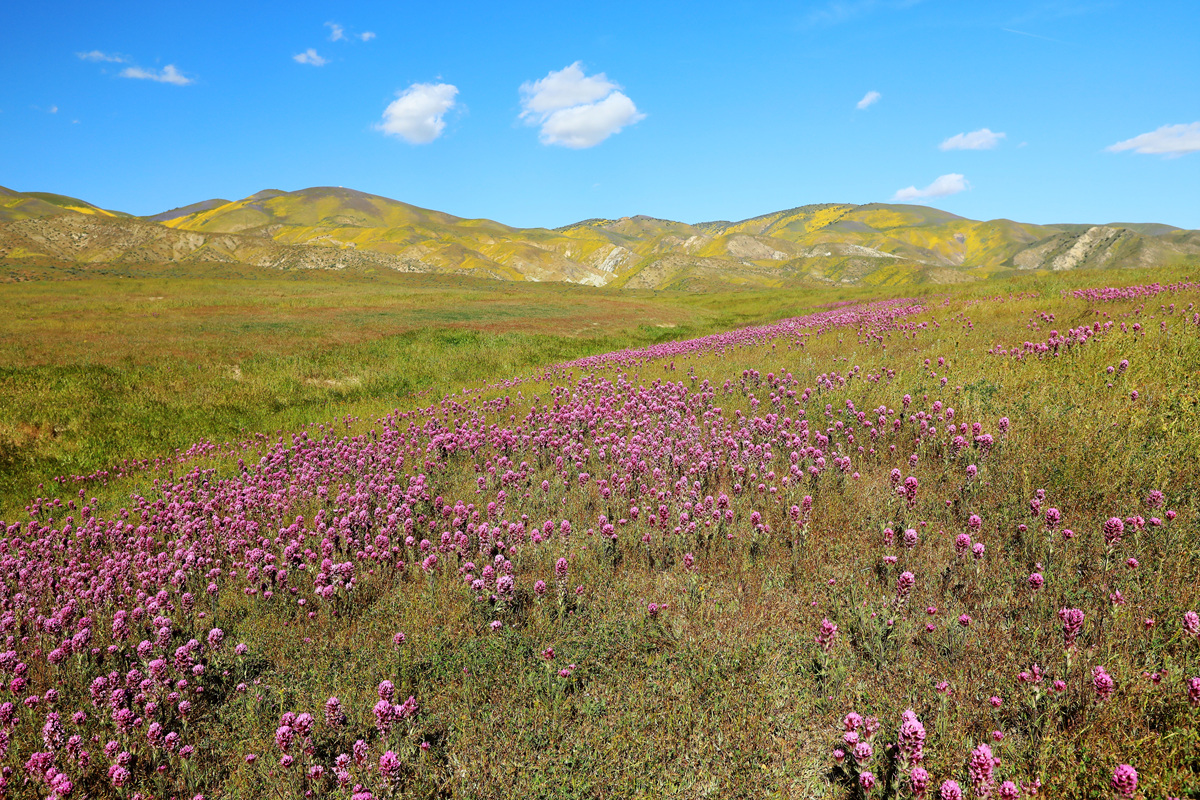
[1,269,1198,798]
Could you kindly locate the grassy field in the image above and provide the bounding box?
[0,262,892,513]
[1,262,1198,799]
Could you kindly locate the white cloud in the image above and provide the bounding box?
[856,90,881,110]
[519,62,645,148]
[538,92,645,148]
[360,31,376,42]
[891,173,969,202]
[377,82,459,144]
[119,64,193,85]
[1107,122,1200,158]
[520,62,618,117]
[77,50,126,63]
[48,106,58,114]
[939,128,1006,150]
[293,49,328,67]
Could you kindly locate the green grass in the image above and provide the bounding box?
[0,263,862,513]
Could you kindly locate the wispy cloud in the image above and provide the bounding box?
[891,173,969,202]
[293,49,329,66]
[48,105,58,114]
[1107,123,1200,158]
[120,64,194,86]
[77,50,127,63]
[803,0,926,28]
[1006,1,1114,26]
[325,22,375,43]
[856,90,881,110]
[80,50,193,85]
[377,82,459,144]
[939,128,1006,150]
[519,62,645,148]
[1001,28,1068,44]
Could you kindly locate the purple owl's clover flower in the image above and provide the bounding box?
[816,619,838,652]
[1111,764,1137,798]
[898,709,925,766]
[939,779,963,800]
[1058,608,1084,648]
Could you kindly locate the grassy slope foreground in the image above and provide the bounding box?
[0,269,1199,798]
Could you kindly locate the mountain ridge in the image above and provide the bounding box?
[2,185,1197,289]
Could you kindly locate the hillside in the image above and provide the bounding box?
[1,185,1197,288]
[0,185,127,223]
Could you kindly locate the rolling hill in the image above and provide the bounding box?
[1,185,1197,288]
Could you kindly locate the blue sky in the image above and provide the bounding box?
[1,0,1198,228]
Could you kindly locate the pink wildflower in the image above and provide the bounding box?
[940,780,964,800]
[911,766,930,796]
[1110,764,1137,798]
[816,619,838,652]
[325,697,345,728]
[1058,608,1084,648]
[1103,517,1124,547]
[1093,666,1115,701]
[969,743,995,797]
[379,750,402,782]
[898,709,925,766]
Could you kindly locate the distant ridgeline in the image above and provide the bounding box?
[2,185,1197,289]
